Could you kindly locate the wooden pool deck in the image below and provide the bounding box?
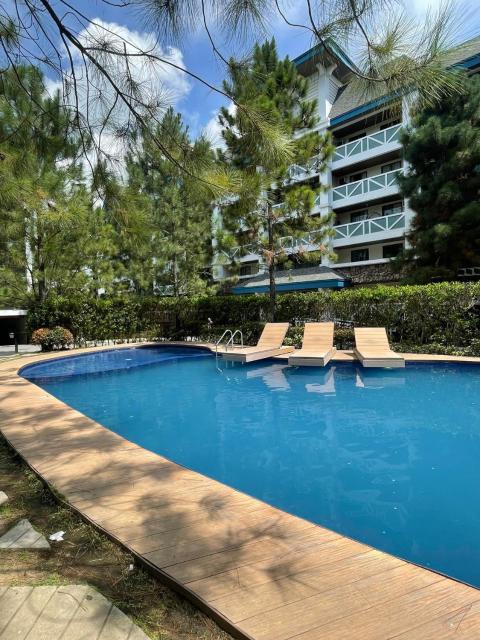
[1,344,480,640]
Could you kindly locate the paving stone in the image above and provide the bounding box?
[0,491,8,507]
[0,586,150,639]
[0,518,50,549]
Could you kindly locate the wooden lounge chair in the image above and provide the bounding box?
[221,322,294,363]
[354,327,405,368]
[288,322,337,367]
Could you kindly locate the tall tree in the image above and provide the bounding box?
[122,108,215,296]
[399,75,480,282]
[216,39,335,317]
[0,67,114,305]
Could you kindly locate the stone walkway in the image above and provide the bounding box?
[0,519,50,549]
[0,585,149,639]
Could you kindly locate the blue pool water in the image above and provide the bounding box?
[22,346,480,587]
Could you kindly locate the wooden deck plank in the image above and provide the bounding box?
[289,580,480,640]
[160,526,332,583]
[187,536,366,601]
[127,506,299,554]
[208,552,408,622]
[105,500,272,541]
[145,517,315,569]
[391,601,480,639]
[1,344,479,640]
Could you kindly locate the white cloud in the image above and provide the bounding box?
[202,102,236,150]
[45,18,192,173]
[75,19,191,107]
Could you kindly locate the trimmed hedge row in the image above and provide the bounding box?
[27,282,480,354]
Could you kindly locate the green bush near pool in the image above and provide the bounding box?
[27,282,480,356]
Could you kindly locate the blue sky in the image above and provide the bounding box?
[81,0,479,140]
[8,0,480,143]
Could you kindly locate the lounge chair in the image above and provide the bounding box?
[354,327,405,368]
[221,322,294,363]
[288,322,336,367]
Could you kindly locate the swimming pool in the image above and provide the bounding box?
[21,345,480,587]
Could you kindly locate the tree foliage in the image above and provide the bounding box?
[0,0,464,182]
[399,75,480,282]
[0,67,215,306]
[0,66,110,305]
[216,39,335,317]
[120,108,215,295]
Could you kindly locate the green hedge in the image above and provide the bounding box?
[27,282,480,354]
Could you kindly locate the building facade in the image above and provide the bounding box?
[213,36,480,292]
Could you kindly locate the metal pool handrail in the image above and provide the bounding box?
[226,330,244,350]
[215,329,234,373]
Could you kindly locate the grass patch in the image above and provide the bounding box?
[0,436,231,640]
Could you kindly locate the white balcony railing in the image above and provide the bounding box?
[333,212,406,242]
[332,124,401,164]
[219,211,407,262]
[332,169,402,206]
[268,193,322,222]
[284,124,402,182]
[279,230,327,253]
[285,157,323,183]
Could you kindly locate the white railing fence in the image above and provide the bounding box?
[333,123,401,163]
[332,169,402,203]
[334,212,406,240]
[286,157,323,182]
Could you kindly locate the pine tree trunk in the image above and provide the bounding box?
[267,204,276,321]
[173,254,179,297]
[37,261,46,302]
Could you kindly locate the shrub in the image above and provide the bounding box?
[27,282,480,355]
[31,326,74,351]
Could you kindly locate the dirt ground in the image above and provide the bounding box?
[0,436,231,640]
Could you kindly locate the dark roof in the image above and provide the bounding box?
[232,265,349,294]
[293,39,358,81]
[329,35,480,123]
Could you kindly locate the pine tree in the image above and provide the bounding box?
[399,75,480,282]
[0,66,115,304]
[216,39,335,318]
[123,108,215,296]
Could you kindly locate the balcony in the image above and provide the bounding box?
[332,212,406,248]
[332,123,402,171]
[278,211,406,255]
[284,157,322,184]
[271,193,322,219]
[331,169,402,209]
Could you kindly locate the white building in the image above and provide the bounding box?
[213,36,480,293]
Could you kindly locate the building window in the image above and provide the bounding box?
[351,248,369,262]
[381,160,402,173]
[380,119,401,130]
[348,132,366,142]
[349,170,367,183]
[240,262,259,277]
[350,210,368,223]
[383,243,403,259]
[382,201,404,216]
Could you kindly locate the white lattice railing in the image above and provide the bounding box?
[285,157,323,182]
[334,212,406,240]
[333,123,401,163]
[219,210,406,261]
[219,193,323,260]
[332,169,402,203]
[278,229,327,252]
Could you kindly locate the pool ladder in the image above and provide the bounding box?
[215,329,244,372]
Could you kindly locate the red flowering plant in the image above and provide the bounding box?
[31,327,74,351]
